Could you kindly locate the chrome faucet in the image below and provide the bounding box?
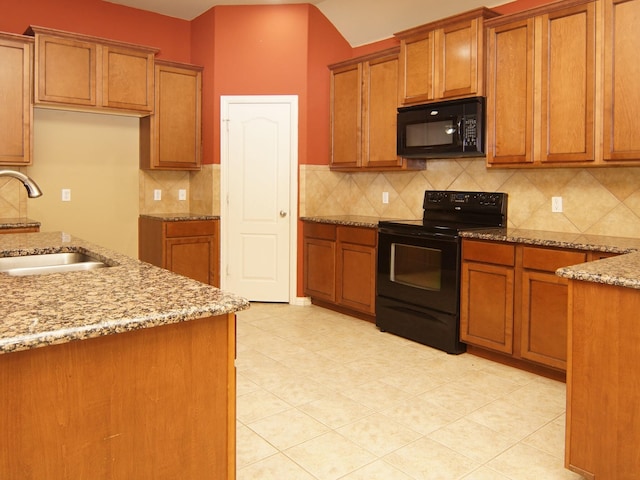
[0,170,43,198]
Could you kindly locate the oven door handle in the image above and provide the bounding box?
[378,228,459,242]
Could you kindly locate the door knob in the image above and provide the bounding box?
[279,210,287,217]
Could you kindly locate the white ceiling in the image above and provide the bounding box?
[104,0,504,46]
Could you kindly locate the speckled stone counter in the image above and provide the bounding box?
[139,213,219,222]
[300,215,386,228]
[461,227,640,290]
[0,231,249,354]
[0,217,41,230]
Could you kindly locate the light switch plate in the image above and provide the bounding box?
[61,189,71,202]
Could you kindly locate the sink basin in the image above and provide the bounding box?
[0,252,107,276]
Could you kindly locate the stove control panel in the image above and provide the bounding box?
[424,190,508,216]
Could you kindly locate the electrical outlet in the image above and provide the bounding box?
[552,196,563,213]
[153,189,162,201]
[178,189,187,201]
[61,189,71,202]
[382,192,389,204]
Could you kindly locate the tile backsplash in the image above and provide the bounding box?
[300,160,640,239]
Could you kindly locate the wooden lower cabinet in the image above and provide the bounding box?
[303,222,376,319]
[461,240,516,353]
[0,314,236,480]
[138,217,219,287]
[461,239,596,376]
[566,280,640,478]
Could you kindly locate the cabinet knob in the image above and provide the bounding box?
[279,210,287,218]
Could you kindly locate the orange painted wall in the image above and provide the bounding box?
[1,0,190,61]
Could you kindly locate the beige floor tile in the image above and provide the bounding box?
[336,413,423,457]
[339,460,415,479]
[340,379,415,412]
[522,419,567,459]
[415,382,496,416]
[460,466,513,479]
[384,437,480,479]
[428,417,517,463]
[466,397,553,441]
[236,424,279,469]
[285,431,377,480]
[382,398,461,435]
[487,443,584,479]
[236,303,583,480]
[237,453,316,480]
[298,393,375,429]
[248,408,330,450]
[236,388,292,424]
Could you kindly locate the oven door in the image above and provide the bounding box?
[377,228,460,315]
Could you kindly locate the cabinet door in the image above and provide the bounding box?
[0,35,32,165]
[140,62,202,170]
[540,3,596,163]
[34,34,97,107]
[436,18,479,99]
[520,271,569,370]
[336,231,376,314]
[603,0,640,161]
[460,261,515,354]
[303,237,336,302]
[102,45,154,113]
[398,32,434,105]
[330,63,362,169]
[165,235,215,285]
[363,54,401,169]
[486,19,534,165]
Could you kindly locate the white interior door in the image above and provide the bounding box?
[221,96,298,302]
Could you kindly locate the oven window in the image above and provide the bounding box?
[390,243,441,291]
[406,120,455,147]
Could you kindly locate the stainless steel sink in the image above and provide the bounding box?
[0,252,107,276]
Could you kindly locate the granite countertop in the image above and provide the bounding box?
[301,215,387,228]
[461,227,640,290]
[0,231,249,354]
[0,218,41,230]
[139,213,219,222]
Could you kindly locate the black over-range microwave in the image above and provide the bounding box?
[397,96,485,158]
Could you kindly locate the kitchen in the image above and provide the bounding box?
[1,0,639,478]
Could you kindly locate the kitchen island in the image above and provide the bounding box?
[557,253,640,479]
[0,232,249,480]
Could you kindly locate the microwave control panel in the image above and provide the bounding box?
[463,116,477,148]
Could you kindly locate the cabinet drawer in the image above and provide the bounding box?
[305,222,336,241]
[522,246,586,272]
[337,226,376,246]
[166,220,216,238]
[463,240,515,266]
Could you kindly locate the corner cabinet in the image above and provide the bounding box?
[303,221,377,319]
[26,26,157,115]
[140,60,203,171]
[395,8,499,105]
[329,48,424,172]
[138,217,219,287]
[0,33,33,165]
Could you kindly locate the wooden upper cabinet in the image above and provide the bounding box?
[330,61,361,170]
[486,0,596,167]
[396,8,499,105]
[329,48,421,171]
[540,3,596,163]
[603,0,640,161]
[140,60,203,170]
[0,33,33,166]
[27,26,157,115]
[486,18,535,165]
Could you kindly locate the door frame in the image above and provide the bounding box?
[220,95,301,304]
